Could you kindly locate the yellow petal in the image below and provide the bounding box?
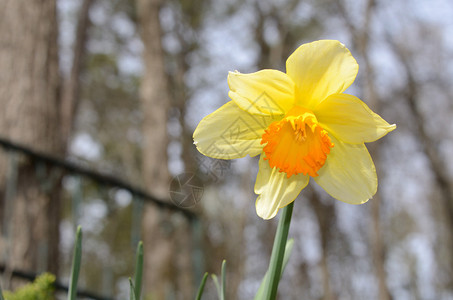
[286,40,359,109]
[228,70,295,116]
[314,136,377,204]
[255,153,309,219]
[193,101,280,159]
[314,93,396,144]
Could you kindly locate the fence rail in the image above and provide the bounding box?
[0,136,197,220]
[0,264,112,300]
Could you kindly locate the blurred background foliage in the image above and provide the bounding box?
[3,273,56,300]
[1,0,453,299]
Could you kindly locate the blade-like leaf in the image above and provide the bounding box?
[195,272,209,300]
[129,278,137,300]
[221,260,226,300]
[211,274,222,300]
[133,241,144,300]
[68,226,83,300]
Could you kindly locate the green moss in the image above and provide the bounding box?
[3,273,55,300]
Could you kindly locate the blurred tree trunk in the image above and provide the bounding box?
[335,0,391,299]
[137,0,193,298]
[310,189,336,300]
[389,37,453,288]
[60,0,94,149]
[0,0,61,282]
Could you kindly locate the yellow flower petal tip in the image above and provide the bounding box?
[193,40,395,219]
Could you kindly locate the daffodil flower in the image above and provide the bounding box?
[193,40,396,219]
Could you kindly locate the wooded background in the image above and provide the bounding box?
[1,0,453,299]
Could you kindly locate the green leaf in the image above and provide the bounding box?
[254,239,294,300]
[211,260,227,300]
[68,226,83,300]
[133,241,144,300]
[195,272,209,300]
[129,278,137,300]
[211,274,221,300]
[220,260,226,300]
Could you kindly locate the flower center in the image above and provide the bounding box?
[261,106,334,178]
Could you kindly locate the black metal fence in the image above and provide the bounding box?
[0,136,200,299]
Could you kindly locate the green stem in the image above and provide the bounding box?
[265,202,294,300]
